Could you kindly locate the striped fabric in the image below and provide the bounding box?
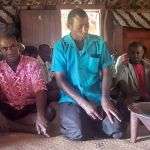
[112,10,150,29]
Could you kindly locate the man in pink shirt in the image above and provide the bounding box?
[0,34,55,137]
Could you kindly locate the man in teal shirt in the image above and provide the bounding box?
[51,8,123,140]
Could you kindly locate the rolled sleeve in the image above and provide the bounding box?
[31,62,47,93]
[51,40,66,73]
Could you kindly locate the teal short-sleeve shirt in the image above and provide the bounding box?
[51,34,113,106]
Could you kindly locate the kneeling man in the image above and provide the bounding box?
[0,34,55,137]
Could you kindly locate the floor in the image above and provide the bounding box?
[0,112,150,150]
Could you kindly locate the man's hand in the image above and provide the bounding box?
[101,97,121,124]
[80,101,103,120]
[36,115,50,137]
[115,53,128,73]
[117,53,128,65]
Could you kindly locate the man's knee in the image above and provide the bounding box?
[60,126,83,141]
[60,112,83,140]
[102,116,124,139]
[59,104,84,140]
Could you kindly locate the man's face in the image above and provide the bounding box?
[68,15,89,41]
[0,38,20,63]
[128,46,144,64]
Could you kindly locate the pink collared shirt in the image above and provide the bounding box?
[0,55,47,110]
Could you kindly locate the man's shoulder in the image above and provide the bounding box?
[87,34,105,43]
[21,55,40,67]
[53,35,72,53]
[22,55,37,62]
[54,35,70,45]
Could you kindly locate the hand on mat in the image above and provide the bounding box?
[36,115,50,137]
[81,101,103,120]
[101,97,121,124]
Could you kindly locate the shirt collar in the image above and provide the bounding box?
[63,33,99,53]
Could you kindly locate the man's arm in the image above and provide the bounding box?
[36,90,47,119]
[35,90,49,137]
[31,60,50,137]
[101,68,121,123]
[55,72,102,120]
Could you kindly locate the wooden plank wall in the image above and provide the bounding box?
[20,10,61,48]
[112,26,150,58]
[123,28,150,58]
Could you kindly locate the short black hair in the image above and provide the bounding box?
[128,42,147,54]
[23,46,38,58]
[67,8,88,25]
[39,44,50,51]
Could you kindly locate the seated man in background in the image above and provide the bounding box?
[51,8,122,141]
[116,42,150,105]
[0,34,55,137]
[38,44,59,102]
[113,42,150,122]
